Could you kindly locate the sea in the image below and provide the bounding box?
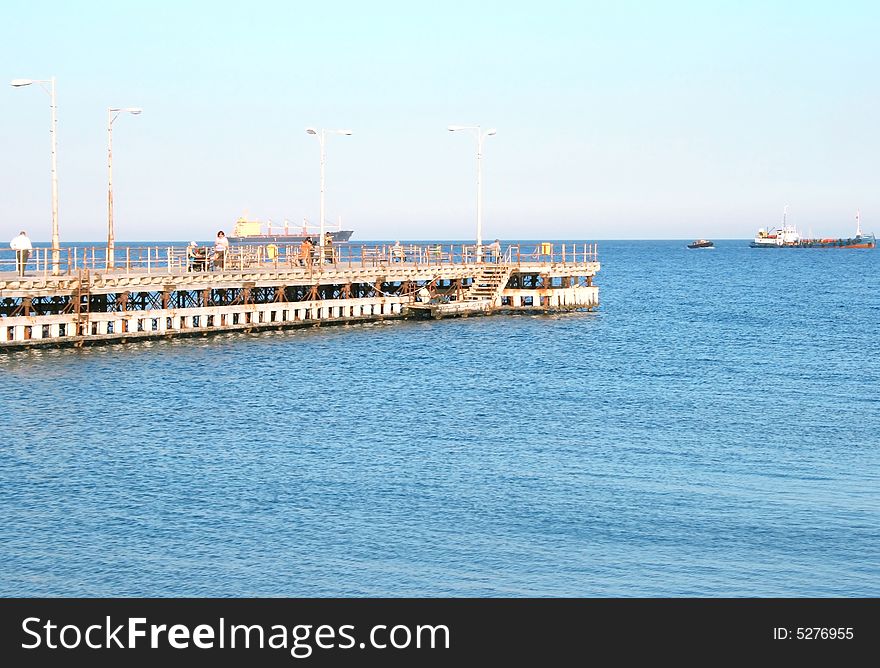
[1,240,877,597]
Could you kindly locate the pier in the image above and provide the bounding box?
[0,242,599,350]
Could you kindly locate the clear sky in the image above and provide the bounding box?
[1,0,878,241]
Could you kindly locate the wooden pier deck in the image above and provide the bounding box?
[1,242,600,350]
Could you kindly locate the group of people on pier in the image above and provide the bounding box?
[390,239,502,264]
[297,232,335,267]
[187,230,229,271]
[185,230,337,272]
[5,230,504,277]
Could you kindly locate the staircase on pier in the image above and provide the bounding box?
[462,264,513,304]
[74,270,91,335]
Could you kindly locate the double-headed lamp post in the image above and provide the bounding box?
[107,107,142,268]
[305,127,352,253]
[11,77,60,274]
[448,125,496,259]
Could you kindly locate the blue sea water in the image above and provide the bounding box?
[1,240,878,597]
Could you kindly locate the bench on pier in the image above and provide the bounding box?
[226,249,262,269]
[423,246,450,263]
[361,247,385,267]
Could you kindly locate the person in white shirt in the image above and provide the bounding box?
[10,231,32,277]
[213,230,229,269]
[488,239,501,263]
[392,240,405,262]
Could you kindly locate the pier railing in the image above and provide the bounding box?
[0,242,598,277]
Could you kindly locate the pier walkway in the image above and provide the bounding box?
[1,243,599,349]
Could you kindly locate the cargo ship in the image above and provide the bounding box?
[749,208,875,249]
[227,217,354,243]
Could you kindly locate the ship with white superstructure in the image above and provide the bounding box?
[750,207,875,249]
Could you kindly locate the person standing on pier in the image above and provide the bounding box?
[323,231,334,264]
[10,231,32,277]
[299,237,313,268]
[488,238,501,263]
[213,230,229,269]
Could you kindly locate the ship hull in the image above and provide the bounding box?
[750,236,875,249]
[228,230,354,244]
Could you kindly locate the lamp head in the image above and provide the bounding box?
[486,128,497,136]
[306,127,318,135]
[10,79,33,87]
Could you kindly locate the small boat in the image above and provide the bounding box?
[687,239,714,249]
[750,206,875,249]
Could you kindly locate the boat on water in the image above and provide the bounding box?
[227,217,354,244]
[687,239,714,249]
[750,207,875,249]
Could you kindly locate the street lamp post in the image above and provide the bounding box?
[448,125,496,260]
[11,77,60,274]
[306,127,352,256]
[107,107,142,268]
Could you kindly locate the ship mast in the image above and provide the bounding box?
[783,203,790,240]
[856,209,862,237]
